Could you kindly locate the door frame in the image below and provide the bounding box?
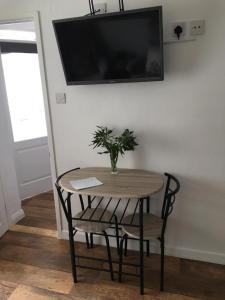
[0,12,62,237]
[0,175,9,237]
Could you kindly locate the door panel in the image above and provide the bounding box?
[15,137,52,200]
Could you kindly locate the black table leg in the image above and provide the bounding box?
[146,196,150,213]
[146,196,150,257]
[139,198,144,295]
[79,194,90,249]
[67,193,78,283]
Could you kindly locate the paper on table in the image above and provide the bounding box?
[70,177,103,190]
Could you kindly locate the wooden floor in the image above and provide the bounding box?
[0,192,224,300]
[18,191,57,230]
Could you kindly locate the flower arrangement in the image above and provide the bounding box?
[91,126,138,174]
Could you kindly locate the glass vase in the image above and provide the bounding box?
[110,153,118,174]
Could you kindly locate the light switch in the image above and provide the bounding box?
[56,93,66,104]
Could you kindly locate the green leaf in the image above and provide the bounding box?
[90,126,138,159]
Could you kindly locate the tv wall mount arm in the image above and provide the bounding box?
[119,0,125,12]
[88,0,125,15]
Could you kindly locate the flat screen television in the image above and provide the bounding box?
[53,6,164,85]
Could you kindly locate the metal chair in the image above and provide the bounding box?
[118,173,180,292]
[55,168,114,282]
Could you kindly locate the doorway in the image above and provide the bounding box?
[0,20,57,235]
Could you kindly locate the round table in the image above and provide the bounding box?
[60,167,164,199]
[57,167,164,295]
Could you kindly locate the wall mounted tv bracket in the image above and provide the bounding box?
[88,0,125,15]
[119,0,125,12]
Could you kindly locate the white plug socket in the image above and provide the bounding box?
[190,20,205,36]
[172,22,187,39]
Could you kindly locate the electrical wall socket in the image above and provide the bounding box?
[190,20,205,35]
[94,3,107,14]
[165,19,205,44]
[172,22,187,39]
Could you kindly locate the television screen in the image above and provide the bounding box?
[53,6,164,85]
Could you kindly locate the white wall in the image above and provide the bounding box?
[0,0,225,264]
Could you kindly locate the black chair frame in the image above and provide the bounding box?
[55,168,115,282]
[118,173,180,292]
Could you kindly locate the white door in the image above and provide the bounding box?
[0,22,52,200]
[14,137,51,200]
[0,177,8,237]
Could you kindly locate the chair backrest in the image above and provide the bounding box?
[55,167,80,190]
[55,168,80,221]
[161,173,180,238]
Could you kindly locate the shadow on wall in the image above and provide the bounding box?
[164,42,203,77]
[132,129,186,170]
[167,174,225,251]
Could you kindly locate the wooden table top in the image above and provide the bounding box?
[59,167,164,199]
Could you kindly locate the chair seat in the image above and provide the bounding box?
[122,213,163,240]
[73,208,111,234]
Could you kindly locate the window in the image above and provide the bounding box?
[0,30,36,42]
[1,50,47,142]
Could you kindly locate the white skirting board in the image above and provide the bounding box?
[9,208,25,225]
[20,177,52,201]
[60,229,225,266]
